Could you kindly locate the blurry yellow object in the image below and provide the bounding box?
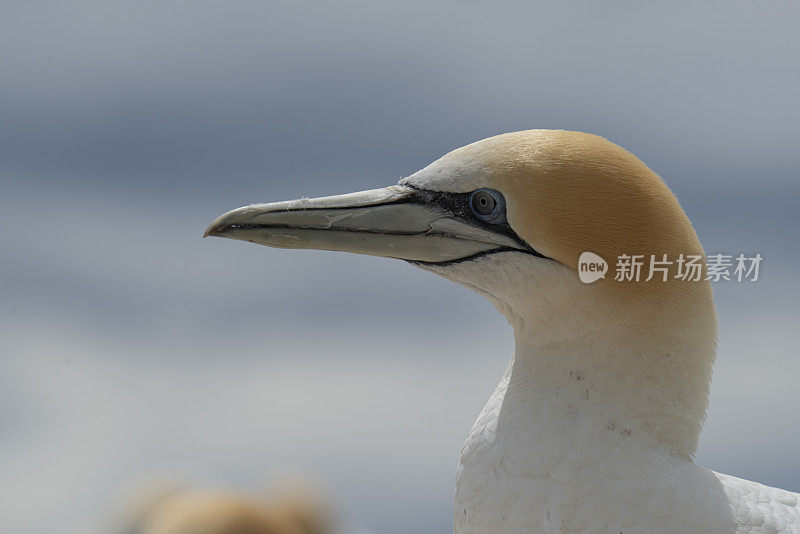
[124,486,332,534]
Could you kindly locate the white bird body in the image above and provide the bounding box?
[207,130,800,533]
[457,359,799,533]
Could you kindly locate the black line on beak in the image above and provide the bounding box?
[409,246,551,268]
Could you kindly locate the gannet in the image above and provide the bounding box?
[205,130,799,533]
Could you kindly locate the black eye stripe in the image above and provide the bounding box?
[401,185,554,264]
[406,187,521,242]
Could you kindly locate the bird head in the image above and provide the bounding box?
[205,130,717,456]
[205,130,711,329]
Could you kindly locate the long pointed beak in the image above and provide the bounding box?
[204,185,529,264]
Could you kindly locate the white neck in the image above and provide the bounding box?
[428,254,721,533]
[451,322,727,533]
[424,252,717,458]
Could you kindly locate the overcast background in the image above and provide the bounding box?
[1,2,799,533]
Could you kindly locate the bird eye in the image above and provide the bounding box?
[468,189,505,221]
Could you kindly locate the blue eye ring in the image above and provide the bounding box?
[468,188,506,222]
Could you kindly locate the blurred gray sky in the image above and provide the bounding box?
[1,2,798,533]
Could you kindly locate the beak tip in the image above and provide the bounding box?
[204,211,238,239]
[203,226,226,238]
[202,225,217,238]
